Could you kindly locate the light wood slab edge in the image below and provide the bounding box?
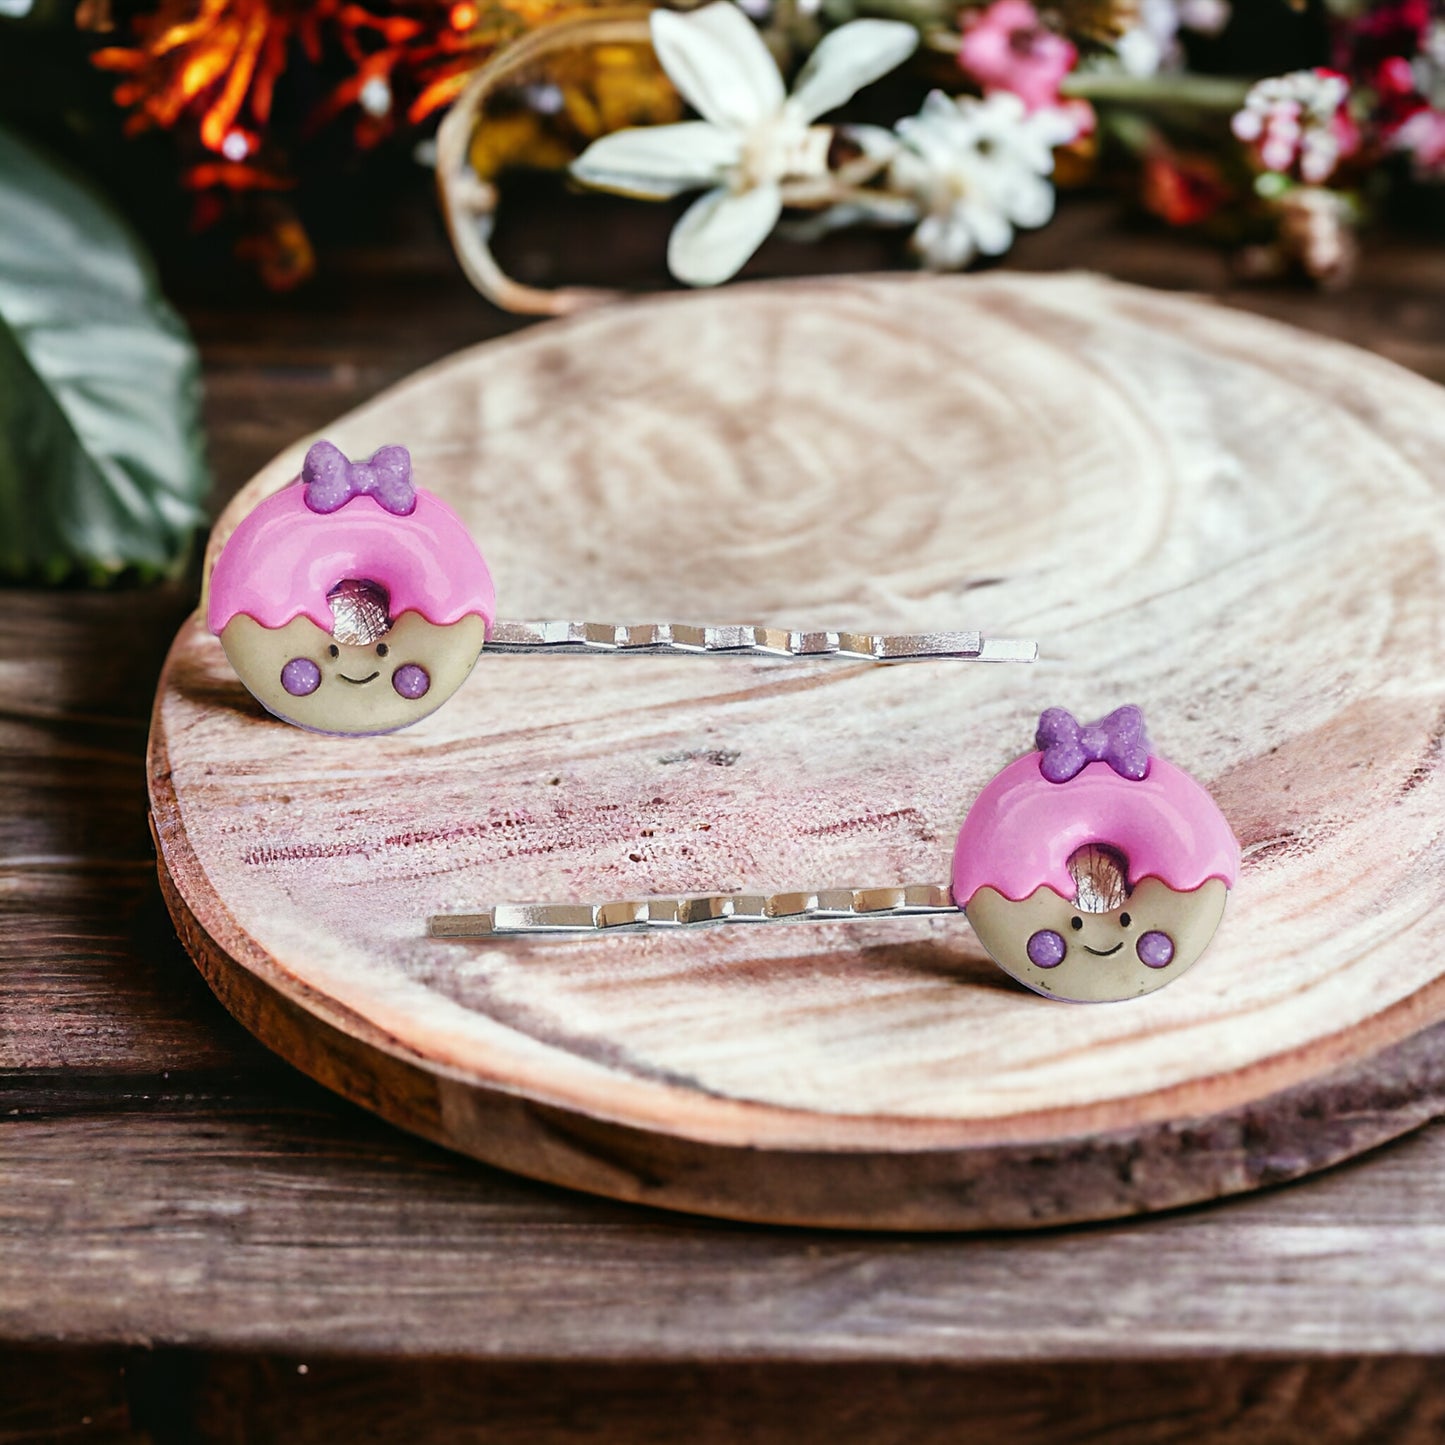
[149,804,1445,1231]
[149,271,1445,1229]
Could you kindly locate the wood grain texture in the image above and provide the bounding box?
[0,587,268,1079]
[8,1351,1445,1445]
[147,271,1445,1229]
[7,1088,1445,1360]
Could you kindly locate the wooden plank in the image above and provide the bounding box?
[0,864,262,1074]
[151,270,1445,1228]
[8,1349,1445,1445]
[0,587,271,1077]
[0,1350,137,1444]
[4,1089,1445,1358]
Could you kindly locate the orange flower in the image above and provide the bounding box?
[90,0,619,165]
[1140,147,1229,227]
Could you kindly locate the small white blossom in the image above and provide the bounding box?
[1116,0,1230,77]
[359,76,393,118]
[1232,69,1352,184]
[570,2,917,286]
[888,90,1072,270]
[1415,20,1445,107]
[1393,107,1445,179]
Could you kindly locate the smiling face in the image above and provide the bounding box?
[965,846,1229,1003]
[219,609,487,735]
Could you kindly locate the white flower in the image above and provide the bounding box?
[1231,69,1351,184]
[888,90,1072,270]
[359,76,394,118]
[1116,0,1230,77]
[569,2,917,285]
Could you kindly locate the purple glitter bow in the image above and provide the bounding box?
[1035,705,1151,784]
[303,440,416,516]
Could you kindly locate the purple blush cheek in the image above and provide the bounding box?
[1137,931,1175,968]
[1026,929,1067,968]
[392,663,430,700]
[281,657,321,697]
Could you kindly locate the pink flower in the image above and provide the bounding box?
[1331,0,1439,141]
[1333,0,1432,79]
[1394,106,1445,177]
[959,0,1077,112]
[1374,54,1422,104]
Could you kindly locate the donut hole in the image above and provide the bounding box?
[1068,843,1130,914]
[327,578,393,647]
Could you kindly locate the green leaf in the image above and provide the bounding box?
[0,125,209,584]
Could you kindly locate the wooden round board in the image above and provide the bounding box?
[149,273,1445,1230]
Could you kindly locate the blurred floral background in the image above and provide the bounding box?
[1,0,1442,580]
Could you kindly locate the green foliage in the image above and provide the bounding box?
[0,124,209,584]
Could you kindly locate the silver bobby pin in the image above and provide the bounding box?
[429,884,961,938]
[483,621,1037,663]
[327,585,1035,663]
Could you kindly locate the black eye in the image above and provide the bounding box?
[1120,912,1132,928]
[376,643,389,657]
[1070,916,1083,931]
[328,644,339,658]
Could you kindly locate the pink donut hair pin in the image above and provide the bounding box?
[208,440,1038,736]
[429,706,1241,1003]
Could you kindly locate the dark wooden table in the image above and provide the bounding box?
[6,190,1445,1444]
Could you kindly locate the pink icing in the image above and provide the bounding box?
[207,480,495,635]
[952,753,1239,907]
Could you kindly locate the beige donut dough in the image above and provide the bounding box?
[965,877,1229,1003]
[220,611,488,735]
